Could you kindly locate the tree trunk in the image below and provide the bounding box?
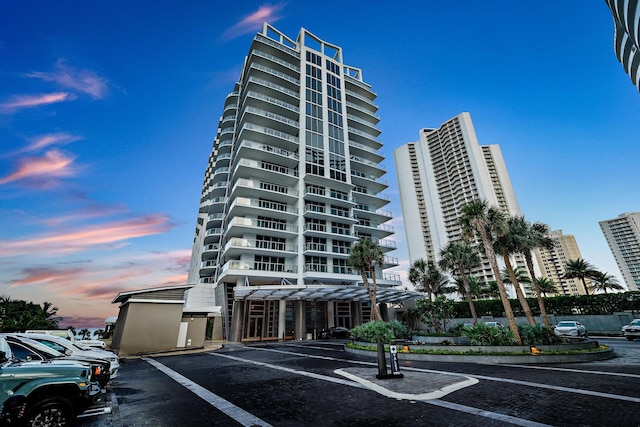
[460,269,478,324]
[582,278,590,295]
[369,267,383,321]
[524,251,550,327]
[502,249,536,326]
[479,227,522,344]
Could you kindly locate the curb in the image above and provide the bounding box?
[344,345,616,364]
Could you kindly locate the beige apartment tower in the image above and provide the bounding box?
[599,212,640,291]
[534,230,590,296]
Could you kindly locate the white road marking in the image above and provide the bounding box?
[209,351,551,427]
[243,345,640,403]
[492,363,640,379]
[143,357,272,427]
[335,368,479,400]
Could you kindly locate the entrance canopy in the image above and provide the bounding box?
[233,284,423,303]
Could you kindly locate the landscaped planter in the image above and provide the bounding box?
[411,336,470,345]
[347,340,614,364]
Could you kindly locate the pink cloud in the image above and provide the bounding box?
[8,251,189,324]
[222,3,285,40]
[0,215,175,257]
[0,92,75,112]
[26,132,82,152]
[0,149,76,186]
[26,60,108,99]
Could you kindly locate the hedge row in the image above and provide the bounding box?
[452,291,640,317]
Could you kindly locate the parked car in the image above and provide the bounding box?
[622,319,640,341]
[15,333,119,379]
[3,334,112,387]
[25,329,107,349]
[319,326,352,339]
[483,321,504,328]
[0,336,100,427]
[554,321,588,337]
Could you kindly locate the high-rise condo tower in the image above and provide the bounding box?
[186,24,410,342]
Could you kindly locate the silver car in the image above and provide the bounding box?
[15,333,119,378]
[554,321,587,338]
[622,319,640,341]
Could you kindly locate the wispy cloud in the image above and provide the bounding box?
[11,250,189,299]
[222,3,285,40]
[0,215,175,257]
[0,92,75,113]
[41,203,129,227]
[26,132,82,152]
[0,149,77,187]
[26,60,109,99]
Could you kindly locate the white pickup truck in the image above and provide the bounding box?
[24,329,107,349]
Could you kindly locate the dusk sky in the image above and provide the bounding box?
[1,2,638,328]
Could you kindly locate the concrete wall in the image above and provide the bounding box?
[182,315,207,348]
[112,301,184,355]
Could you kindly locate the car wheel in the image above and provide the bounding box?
[626,336,634,341]
[23,398,74,427]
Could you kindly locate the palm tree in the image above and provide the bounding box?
[494,217,536,326]
[427,261,455,298]
[459,199,522,344]
[588,271,624,294]
[93,329,105,339]
[535,277,558,297]
[348,237,384,321]
[408,259,431,300]
[479,280,500,299]
[439,241,481,324]
[79,328,91,340]
[564,258,597,295]
[509,217,555,326]
[40,301,60,328]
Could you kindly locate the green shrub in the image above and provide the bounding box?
[388,319,411,340]
[350,320,395,343]
[461,323,518,346]
[517,323,563,345]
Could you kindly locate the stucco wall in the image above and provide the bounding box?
[116,301,183,355]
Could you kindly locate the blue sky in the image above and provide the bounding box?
[1,2,637,328]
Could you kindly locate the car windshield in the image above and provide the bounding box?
[630,320,640,326]
[557,322,576,327]
[0,337,12,360]
[19,337,65,357]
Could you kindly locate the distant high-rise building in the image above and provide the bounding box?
[185,24,412,342]
[394,112,530,294]
[599,212,640,291]
[534,230,590,296]
[605,0,640,92]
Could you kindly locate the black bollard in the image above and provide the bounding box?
[376,342,388,378]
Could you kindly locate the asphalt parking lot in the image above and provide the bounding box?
[76,337,640,427]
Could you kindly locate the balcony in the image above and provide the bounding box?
[228,197,298,221]
[223,237,297,258]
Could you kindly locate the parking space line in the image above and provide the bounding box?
[142,357,272,427]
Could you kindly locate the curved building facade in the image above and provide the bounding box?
[606,0,640,92]
[186,24,413,342]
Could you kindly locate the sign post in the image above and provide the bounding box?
[389,345,404,378]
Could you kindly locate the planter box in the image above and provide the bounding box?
[411,336,469,345]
